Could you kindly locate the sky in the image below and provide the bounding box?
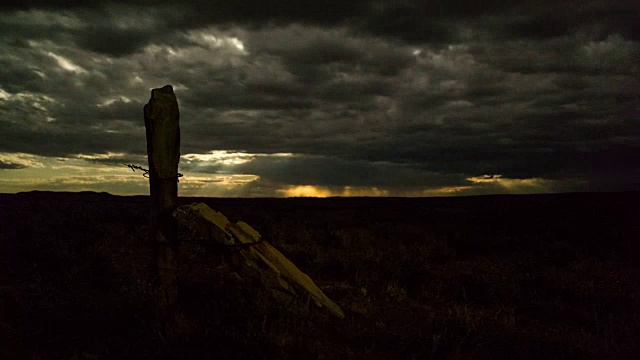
[0,0,638,197]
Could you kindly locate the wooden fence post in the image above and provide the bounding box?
[144,85,180,335]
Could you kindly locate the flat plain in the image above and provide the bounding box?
[1,191,639,359]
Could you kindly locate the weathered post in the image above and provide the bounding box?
[144,85,180,335]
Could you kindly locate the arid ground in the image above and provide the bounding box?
[1,191,639,359]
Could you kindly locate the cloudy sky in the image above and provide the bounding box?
[0,1,638,197]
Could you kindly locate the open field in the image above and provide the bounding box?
[1,191,639,359]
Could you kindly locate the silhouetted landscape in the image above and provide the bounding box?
[2,191,639,359]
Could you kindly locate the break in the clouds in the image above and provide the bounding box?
[0,1,638,196]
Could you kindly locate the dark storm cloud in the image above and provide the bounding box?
[0,121,146,157]
[503,14,573,40]
[486,1,639,42]
[0,0,638,195]
[233,155,469,189]
[475,35,640,76]
[246,25,416,80]
[74,27,153,57]
[2,1,637,58]
[0,2,626,51]
[93,100,145,121]
[372,86,640,181]
[0,3,183,57]
[78,154,147,167]
[0,161,26,169]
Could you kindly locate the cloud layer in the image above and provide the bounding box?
[1,1,638,196]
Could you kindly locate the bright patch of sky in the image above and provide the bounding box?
[46,52,87,74]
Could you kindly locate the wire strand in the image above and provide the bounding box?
[125,163,184,182]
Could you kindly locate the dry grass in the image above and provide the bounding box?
[1,192,639,359]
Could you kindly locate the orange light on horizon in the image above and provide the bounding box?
[279,185,332,198]
[279,185,392,197]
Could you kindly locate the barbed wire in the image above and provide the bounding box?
[124,163,184,182]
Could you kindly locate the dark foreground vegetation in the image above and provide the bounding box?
[1,191,639,359]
